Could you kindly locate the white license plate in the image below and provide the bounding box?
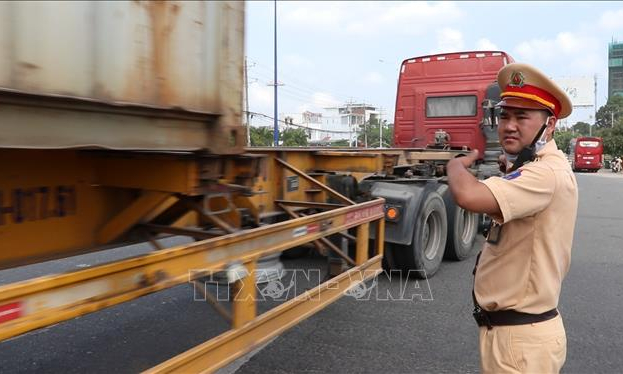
[584,156,594,160]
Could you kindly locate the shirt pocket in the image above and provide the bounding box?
[485,217,535,257]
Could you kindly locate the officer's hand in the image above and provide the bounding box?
[453,150,479,169]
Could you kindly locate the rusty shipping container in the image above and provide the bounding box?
[0,1,245,153]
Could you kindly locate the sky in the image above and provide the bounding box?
[245,1,623,129]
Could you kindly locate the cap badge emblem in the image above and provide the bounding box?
[509,71,525,87]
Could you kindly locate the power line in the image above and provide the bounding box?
[248,64,374,110]
[248,77,352,109]
[247,58,363,104]
[278,86,345,108]
[246,110,353,134]
[249,72,348,107]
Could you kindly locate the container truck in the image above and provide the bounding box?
[0,1,513,371]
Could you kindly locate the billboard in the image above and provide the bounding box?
[553,77,595,107]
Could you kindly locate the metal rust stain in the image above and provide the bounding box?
[122,1,148,104]
[147,1,180,107]
[18,62,40,70]
[1,1,246,153]
[92,81,112,102]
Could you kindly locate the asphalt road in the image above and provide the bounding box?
[1,170,623,373]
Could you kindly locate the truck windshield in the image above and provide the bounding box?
[426,95,477,118]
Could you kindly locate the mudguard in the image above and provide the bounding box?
[365,180,440,245]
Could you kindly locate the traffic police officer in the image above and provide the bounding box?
[447,62,578,373]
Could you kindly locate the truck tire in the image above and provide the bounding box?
[402,191,447,279]
[444,202,479,261]
[439,187,479,261]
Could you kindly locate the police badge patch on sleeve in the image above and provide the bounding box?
[503,170,522,180]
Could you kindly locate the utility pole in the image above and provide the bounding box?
[592,74,597,137]
[272,0,279,146]
[378,107,383,148]
[244,56,251,146]
[348,105,352,147]
[364,116,368,148]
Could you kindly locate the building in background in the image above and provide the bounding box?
[279,103,380,145]
[322,103,380,145]
[278,111,324,141]
[609,40,623,99]
[554,76,596,129]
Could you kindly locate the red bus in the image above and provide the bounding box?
[569,137,603,172]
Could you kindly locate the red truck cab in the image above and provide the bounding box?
[393,51,515,158]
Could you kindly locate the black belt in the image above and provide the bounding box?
[473,308,558,329]
[471,251,559,329]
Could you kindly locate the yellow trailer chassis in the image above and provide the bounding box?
[0,148,398,372]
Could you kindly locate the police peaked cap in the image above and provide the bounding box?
[497,63,573,119]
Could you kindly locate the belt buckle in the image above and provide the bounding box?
[473,308,493,330]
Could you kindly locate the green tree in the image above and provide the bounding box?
[599,123,623,157]
[330,139,350,146]
[249,126,274,146]
[385,122,395,147]
[571,121,591,136]
[357,118,394,147]
[554,129,575,154]
[280,127,309,146]
[595,96,623,128]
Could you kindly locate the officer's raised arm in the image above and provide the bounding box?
[446,149,501,217]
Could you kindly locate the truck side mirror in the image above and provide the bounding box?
[481,99,498,129]
[483,82,502,129]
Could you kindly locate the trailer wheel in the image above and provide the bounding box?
[403,191,447,279]
[437,184,478,261]
[445,203,479,261]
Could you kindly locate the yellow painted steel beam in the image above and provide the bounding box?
[317,237,356,267]
[183,198,238,234]
[144,255,383,374]
[312,151,379,157]
[314,155,386,174]
[0,149,138,268]
[298,211,357,242]
[93,155,200,193]
[140,223,218,240]
[312,151,399,175]
[0,199,384,342]
[273,200,346,209]
[403,151,466,162]
[275,158,355,205]
[355,223,370,265]
[277,203,356,267]
[376,218,385,256]
[96,191,178,244]
[231,260,257,329]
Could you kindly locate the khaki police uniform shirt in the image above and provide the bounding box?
[475,140,578,314]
